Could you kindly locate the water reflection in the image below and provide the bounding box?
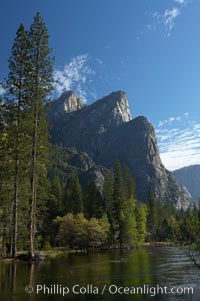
[0,247,199,301]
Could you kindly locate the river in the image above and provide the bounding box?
[0,246,200,300]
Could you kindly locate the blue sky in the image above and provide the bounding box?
[1,0,200,170]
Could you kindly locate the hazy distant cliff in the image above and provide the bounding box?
[172,165,200,201]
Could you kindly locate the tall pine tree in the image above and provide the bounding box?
[5,24,30,258]
[66,173,83,215]
[112,161,125,248]
[27,12,54,257]
[103,170,114,217]
[84,182,103,218]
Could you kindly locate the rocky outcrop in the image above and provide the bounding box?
[50,145,107,193]
[172,165,200,201]
[48,90,85,117]
[48,90,192,209]
[68,152,107,192]
[68,152,95,171]
[79,167,107,193]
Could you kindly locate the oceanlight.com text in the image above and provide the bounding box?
[25,283,194,297]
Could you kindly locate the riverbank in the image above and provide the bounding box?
[0,248,70,261]
[0,242,176,261]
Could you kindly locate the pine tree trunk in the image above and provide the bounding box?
[29,41,40,258]
[12,151,19,258]
[12,77,22,258]
[11,66,22,258]
[30,100,38,258]
[2,226,7,257]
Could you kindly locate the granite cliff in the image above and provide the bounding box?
[48,90,192,210]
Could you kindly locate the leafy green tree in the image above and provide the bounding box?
[100,214,110,244]
[185,209,200,243]
[136,203,147,246]
[122,195,137,247]
[73,213,88,250]
[56,213,75,248]
[167,215,179,241]
[56,213,110,250]
[87,218,108,249]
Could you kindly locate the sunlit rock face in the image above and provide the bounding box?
[49,90,85,116]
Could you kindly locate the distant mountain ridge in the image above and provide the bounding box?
[172,165,200,201]
[48,90,192,210]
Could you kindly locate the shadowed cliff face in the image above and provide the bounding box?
[48,90,192,209]
[95,116,192,209]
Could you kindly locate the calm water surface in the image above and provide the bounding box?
[0,246,200,301]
